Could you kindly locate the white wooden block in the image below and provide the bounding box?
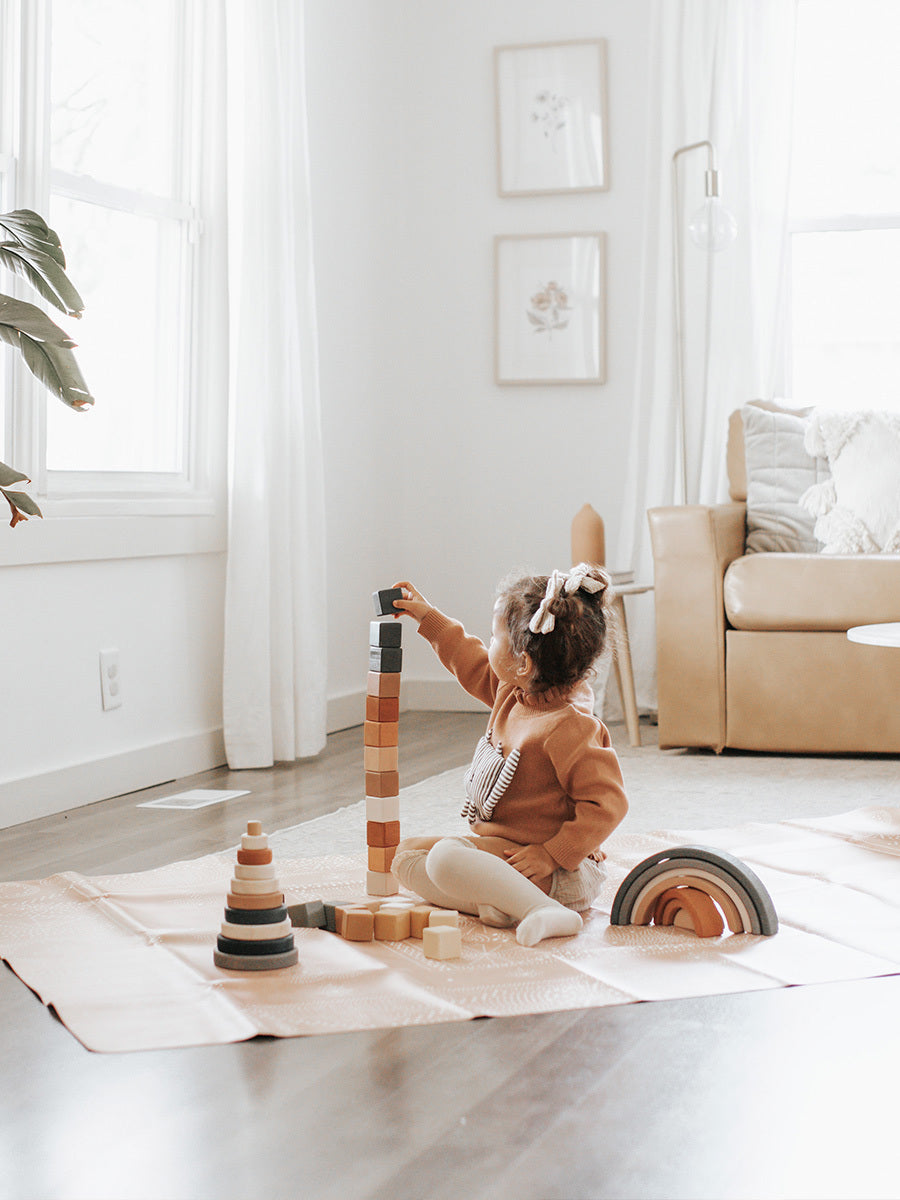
[365,795,401,823]
[428,909,460,928]
[423,925,461,960]
[220,917,292,940]
[366,870,399,897]
[234,863,277,881]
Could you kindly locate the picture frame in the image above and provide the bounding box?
[494,39,609,197]
[494,233,606,386]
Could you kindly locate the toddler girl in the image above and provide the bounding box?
[390,565,628,947]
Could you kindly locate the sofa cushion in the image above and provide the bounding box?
[741,404,829,553]
[724,552,900,631]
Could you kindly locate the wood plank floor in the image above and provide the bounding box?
[2,712,899,1200]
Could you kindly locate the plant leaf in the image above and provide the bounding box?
[0,461,30,487]
[0,296,94,410]
[0,241,85,317]
[0,209,67,267]
[1,487,42,525]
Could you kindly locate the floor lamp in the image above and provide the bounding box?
[672,140,738,504]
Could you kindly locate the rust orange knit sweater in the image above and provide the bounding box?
[418,610,628,870]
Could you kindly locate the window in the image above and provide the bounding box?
[0,0,225,556]
[788,0,900,412]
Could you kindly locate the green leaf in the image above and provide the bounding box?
[0,461,30,487]
[1,487,42,525]
[0,241,85,317]
[0,296,94,410]
[0,209,67,267]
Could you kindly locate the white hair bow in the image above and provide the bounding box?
[528,563,604,635]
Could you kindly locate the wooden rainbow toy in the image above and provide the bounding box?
[610,844,778,938]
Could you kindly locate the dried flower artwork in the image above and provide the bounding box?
[527,281,571,337]
[530,91,570,152]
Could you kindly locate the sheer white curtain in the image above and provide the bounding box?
[222,0,328,768]
[613,0,798,714]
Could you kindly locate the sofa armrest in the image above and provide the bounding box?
[647,503,746,751]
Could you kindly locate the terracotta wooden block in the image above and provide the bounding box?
[237,847,273,866]
[428,909,460,928]
[423,925,462,960]
[367,671,402,698]
[409,905,436,938]
[366,870,400,897]
[366,820,401,847]
[227,890,285,910]
[366,695,400,723]
[370,620,402,648]
[341,908,375,941]
[653,886,725,938]
[364,745,399,773]
[368,845,397,872]
[365,795,400,822]
[365,770,400,798]
[374,909,411,940]
[364,720,399,747]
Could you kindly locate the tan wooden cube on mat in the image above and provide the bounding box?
[409,905,436,938]
[342,908,375,941]
[374,909,411,941]
[367,671,402,698]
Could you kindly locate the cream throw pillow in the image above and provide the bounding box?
[801,410,900,554]
[741,405,829,553]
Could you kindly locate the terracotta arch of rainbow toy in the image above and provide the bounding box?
[610,844,778,938]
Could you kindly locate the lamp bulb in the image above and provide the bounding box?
[688,196,738,253]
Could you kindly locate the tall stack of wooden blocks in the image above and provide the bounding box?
[366,588,404,896]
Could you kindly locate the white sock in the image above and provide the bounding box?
[425,838,582,947]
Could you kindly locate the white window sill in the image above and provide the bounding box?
[0,507,226,565]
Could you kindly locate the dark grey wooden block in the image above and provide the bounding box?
[373,587,404,616]
[370,620,402,648]
[369,647,403,673]
[287,900,327,928]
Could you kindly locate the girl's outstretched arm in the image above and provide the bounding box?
[391,580,433,625]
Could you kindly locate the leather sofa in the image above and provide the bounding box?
[648,409,900,753]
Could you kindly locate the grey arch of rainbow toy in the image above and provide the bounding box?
[610,845,778,937]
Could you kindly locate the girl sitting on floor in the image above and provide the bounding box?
[390,565,628,947]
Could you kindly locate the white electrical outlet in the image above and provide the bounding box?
[99,648,122,711]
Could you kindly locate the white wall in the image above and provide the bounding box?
[307,0,653,720]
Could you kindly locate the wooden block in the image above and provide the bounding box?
[234,863,277,881]
[227,890,285,910]
[246,821,263,836]
[287,900,326,928]
[214,947,298,971]
[366,795,400,822]
[324,900,354,932]
[342,908,375,941]
[367,671,402,698]
[366,695,400,723]
[423,925,462,960]
[368,845,397,872]
[216,933,296,956]
[373,587,404,616]
[237,847,273,866]
[241,833,269,850]
[428,909,460,928]
[364,720,399,747]
[231,876,284,895]
[220,917,293,940]
[365,770,400,798]
[379,898,417,911]
[409,905,436,938]
[364,745,399,773]
[374,909,411,940]
[366,870,400,897]
[653,886,725,938]
[370,620,402,648]
[367,820,401,847]
[369,647,403,673]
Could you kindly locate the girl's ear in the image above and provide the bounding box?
[516,652,533,679]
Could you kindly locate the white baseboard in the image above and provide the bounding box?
[0,728,226,831]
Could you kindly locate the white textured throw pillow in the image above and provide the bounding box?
[800,410,900,554]
[741,405,830,553]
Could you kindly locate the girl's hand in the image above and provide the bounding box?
[504,843,558,888]
[391,580,433,624]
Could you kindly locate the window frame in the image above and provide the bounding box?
[0,0,226,565]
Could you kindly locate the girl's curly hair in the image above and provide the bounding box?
[495,565,615,694]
